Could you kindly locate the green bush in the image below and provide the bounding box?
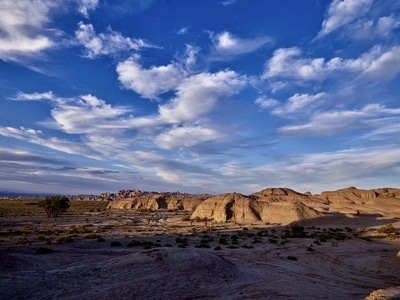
[38,196,70,218]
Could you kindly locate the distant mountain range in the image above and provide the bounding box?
[0,190,52,197]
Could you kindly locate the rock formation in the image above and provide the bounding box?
[103,186,400,224]
[321,187,400,202]
[364,287,400,300]
[190,190,321,224]
[320,187,400,216]
[106,190,210,211]
[190,193,261,223]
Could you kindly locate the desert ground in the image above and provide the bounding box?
[0,195,400,300]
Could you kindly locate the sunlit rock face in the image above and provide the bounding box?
[191,190,321,224]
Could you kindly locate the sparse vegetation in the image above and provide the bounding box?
[377,224,396,234]
[38,196,70,218]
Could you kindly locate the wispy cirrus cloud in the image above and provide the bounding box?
[0,146,131,194]
[255,96,278,110]
[0,0,58,62]
[221,0,238,6]
[107,0,156,16]
[12,69,247,158]
[210,31,271,57]
[75,0,99,18]
[14,92,133,134]
[278,103,400,137]
[14,91,55,101]
[317,0,400,41]
[272,93,326,115]
[317,0,374,38]
[0,126,97,157]
[348,15,400,40]
[263,45,400,83]
[75,22,154,59]
[155,125,220,150]
[217,145,400,194]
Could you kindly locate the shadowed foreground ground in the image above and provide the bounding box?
[0,207,399,299]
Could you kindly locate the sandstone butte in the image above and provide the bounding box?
[106,187,400,225]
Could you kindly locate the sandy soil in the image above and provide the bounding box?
[0,210,399,299]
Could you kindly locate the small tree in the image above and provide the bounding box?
[38,196,70,218]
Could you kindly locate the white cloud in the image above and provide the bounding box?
[14,91,55,101]
[361,46,400,80]
[177,27,189,35]
[0,126,95,157]
[183,44,201,70]
[0,126,42,139]
[221,0,238,6]
[362,122,400,141]
[50,94,133,134]
[263,47,344,81]
[273,93,325,115]
[15,91,135,134]
[155,125,219,149]
[349,15,400,40]
[75,0,99,18]
[117,56,185,99]
[290,147,400,186]
[263,45,400,83]
[0,0,57,61]
[255,96,278,110]
[318,0,374,37]
[278,103,400,136]
[221,145,400,194]
[211,31,271,56]
[75,22,154,58]
[13,79,246,159]
[158,70,246,123]
[375,15,400,37]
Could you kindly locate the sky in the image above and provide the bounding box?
[0,0,400,195]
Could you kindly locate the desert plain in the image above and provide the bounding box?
[0,187,400,299]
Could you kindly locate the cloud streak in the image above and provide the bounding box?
[318,0,374,37]
[263,45,400,83]
[211,31,271,56]
[278,103,400,137]
[0,0,57,61]
[75,23,154,59]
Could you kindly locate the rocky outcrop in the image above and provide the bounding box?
[364,287,400,300]
[252,187,304,200]
[256,201,321,224]
[190,191,321,224]
[106,190,210,211]
[103,186,400,223]
[320,187,400,215]
[321,187,400,202]
[190,193,262,223]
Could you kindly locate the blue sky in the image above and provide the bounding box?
[0,0,400,195]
